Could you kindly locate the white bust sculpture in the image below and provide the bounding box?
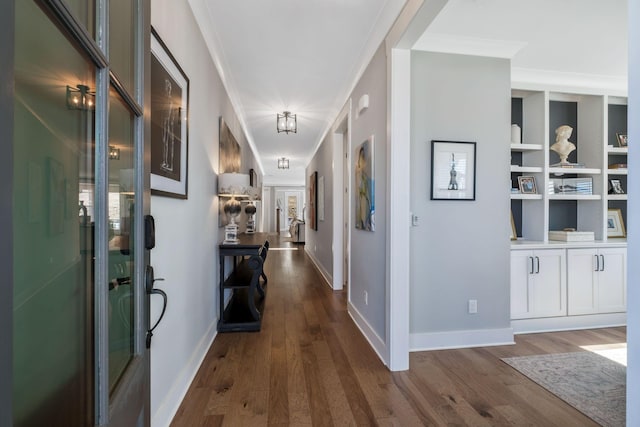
[550,125,576,164]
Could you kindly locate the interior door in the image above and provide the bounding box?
[11,1,149,426]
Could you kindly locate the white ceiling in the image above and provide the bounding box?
[188,0,627,185]
[188,0,407,185]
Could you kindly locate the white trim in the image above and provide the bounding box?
[410,328,515,352]
[304,245,333,289]
[512,68,627,96]
[348,301,387,365]
[512,313,627,335]
[151,322,218,427]
[331,99,352,292]
[385,47,411,371]
[412,34,527,59]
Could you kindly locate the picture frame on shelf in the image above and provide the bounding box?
[430,140,476,201]
[517,176,537,194]
[616,133,628,147]
[150,27,190,199]
[510,211,517,241]
[607,209,626,238]
[609,179,625,195]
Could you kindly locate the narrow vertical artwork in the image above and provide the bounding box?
[355,136,375,231]
[309,172,317,230]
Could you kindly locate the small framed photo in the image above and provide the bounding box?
[607,208,626,238]
[609,179,625,195]
[510,211,517,241]
[616,133,628,147]
[430,140,476,201]
[517,176,537,194]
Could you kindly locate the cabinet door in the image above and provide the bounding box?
[598,248,626,313]
[531,249,567,317]
[510,251,533,319]
[567,249,598,315]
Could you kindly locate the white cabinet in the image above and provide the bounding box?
[567,247,626,315]
[511,249,567,319]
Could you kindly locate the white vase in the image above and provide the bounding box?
[511,124,522,144]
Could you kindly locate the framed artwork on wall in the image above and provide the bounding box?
[309,171,317,230]
[430,140,476,200]
[355,135,375,231]
[150,27,189,199]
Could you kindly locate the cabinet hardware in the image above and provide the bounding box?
[600,254,605,271]
[535,256,540,274]
[529,256,534,274]
[595,254,600,272]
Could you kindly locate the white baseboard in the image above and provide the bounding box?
[304,246,333,289]
[151,322,218,427]
[410,327,515,352]
[348,301,388,365]
[512,312,627,334]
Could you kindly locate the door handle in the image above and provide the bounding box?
[145,265,167,348]
[535,256,540,274]
[600,254,605,271]
[529,256,534,274]
[595,254,600,272]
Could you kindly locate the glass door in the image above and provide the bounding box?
[10,0,149,425]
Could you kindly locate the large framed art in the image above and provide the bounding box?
[150,27,189,199]
[430,140,476,201]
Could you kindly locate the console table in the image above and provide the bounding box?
[218,233,269,332]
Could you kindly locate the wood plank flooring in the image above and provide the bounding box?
[171,234,626,426]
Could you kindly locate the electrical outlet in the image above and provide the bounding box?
[364,291,368,305]
[468,299,478,314]
[412,214,419,226]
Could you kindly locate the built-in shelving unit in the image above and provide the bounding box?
[510,89,628,244]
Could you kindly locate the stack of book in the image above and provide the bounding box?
[548,178,593,195]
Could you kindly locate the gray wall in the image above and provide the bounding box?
[305,133,334,277]
[348,44,388,337]
[409,52,511,335]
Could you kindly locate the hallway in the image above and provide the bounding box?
[170,234,621,426]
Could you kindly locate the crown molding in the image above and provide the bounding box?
[412,33,527,59]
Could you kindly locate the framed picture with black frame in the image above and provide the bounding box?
[150,27,190,199]
[430,140,476,200]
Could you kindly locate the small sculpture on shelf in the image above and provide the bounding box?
[245,201,257,233]
[550,125,576,165]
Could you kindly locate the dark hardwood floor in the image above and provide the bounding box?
[170,234,626,426]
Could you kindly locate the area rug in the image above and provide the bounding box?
[502,351,626,427]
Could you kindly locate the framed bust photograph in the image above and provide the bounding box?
[609,179,625,195]
[616,133,628,147]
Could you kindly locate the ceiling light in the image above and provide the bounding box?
[277,157,290,169]
[66,84,95,111]
[277,111,297,134]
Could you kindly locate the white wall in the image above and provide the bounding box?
[409,52,513,350]
[150,2,259,425]
[627,0,639,424]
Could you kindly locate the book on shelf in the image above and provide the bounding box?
[608,163,627,169]
[548,230,595,242]
[550,162,586,168]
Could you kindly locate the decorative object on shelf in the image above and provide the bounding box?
[607,209,626,238]
[277,111,297,134]
[218,173,250,243]
[609,179,625,195]
[517,176,537,194]
[616,133,628,147]
[308,171,318,231]
[244,201,257,233]
[548,230,595,242]
[430,140,476,201]
[549,177,592,195]
[66,84,95,110]
[511,124,522,144]
[356,136,375,229]
[550,125,576,166]
[608,163,627,169]
[277,157,290,169]
[510,211,517,241]
[150,27,189,199]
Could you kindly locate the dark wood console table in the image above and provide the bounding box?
[218,233,269,332]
